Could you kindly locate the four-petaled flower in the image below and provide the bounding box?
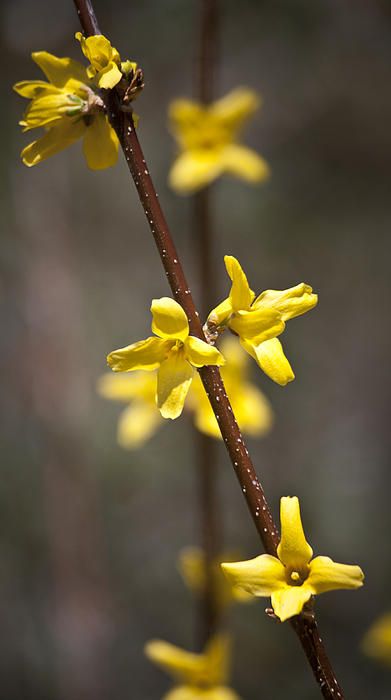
[222,496,364,622]
[145,635,240,700]
[169,88,269,194]
[208,256,318,386]
[107,297,224,419]
[188,335,273,439]
[13,34,141,169]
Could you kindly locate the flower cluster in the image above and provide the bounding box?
[14,34,142,169]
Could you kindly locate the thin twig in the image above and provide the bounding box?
[72,2,345,696]
[194,0,220,646]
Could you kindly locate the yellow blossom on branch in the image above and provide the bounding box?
[97,372,163,449]
[13,35,142,168]
[221,496,364,622]
[107,297,224,420]
[169,88,269,194]
[362,613,391,666]
[188,335,273,439]
[179,546,253,611]
[207,256,317,386]
[145,635,240,700]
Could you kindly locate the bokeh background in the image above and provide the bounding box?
[2,0,391,697]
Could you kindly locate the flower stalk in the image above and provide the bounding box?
[194,0,221,647]
[73,0,346,696]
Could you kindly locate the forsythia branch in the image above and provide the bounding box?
[73,1,346,697]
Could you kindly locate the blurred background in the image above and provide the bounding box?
[1,0,391,697]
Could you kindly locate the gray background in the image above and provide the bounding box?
[1,0,391,697]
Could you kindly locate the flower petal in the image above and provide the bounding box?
[20,118,86,167]
[211,88,260,131]
[230,308,284,342]
[117,402,162,449]
[82,113,119,169]
[224,255,254,312]
[232,383,273,437]
[21,92,85,130]
[362,614,391,665]
[157,349,194,419]
[169,99,206,150]
[241,337,294,386]
[307,556,364,595]
[207,297,233,328]
[107,337,171,372]
[185,336,225,368]
[96,61,123,89]
[32,51,88,87]
[145,640,205,685]
[169,149,224,194]
[163,688,240,700]
[76,33,120,71]
[222,144,270,183]
[97,371,156,402]
[271,585,313,622]
[277,497,313,570]
[221,554,286,596]
[151,297,189,341]
[13,80,59,99]
[254,283,318,322]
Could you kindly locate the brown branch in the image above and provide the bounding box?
[72,1,345,697]
[193,0,221,647]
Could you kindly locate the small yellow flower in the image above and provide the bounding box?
[179,546,253,611]
[221,496,364,622]
[14,35,141,168]
[145,635,240,700]
[208,256,318,386]
[75,32,123,89]
[362,613,391,666]
[97,372,163,449]
[107,297,224,420]
[188,336,273,439]
[169,88,269,194]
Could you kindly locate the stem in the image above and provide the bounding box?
[194,0,220,647]
[73,2,345,696]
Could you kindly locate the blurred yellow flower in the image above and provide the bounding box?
[145,635,240,700]
[14,34,141,168]
[107,297,224,420]
[179,546,253,611]
[208,256,317,386]
[188,335,273,439]
[222,496,364,622]
[169,88,269,194]
[362,613,391,666]
[97,372,163,449]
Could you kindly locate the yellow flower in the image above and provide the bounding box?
[97,372,163,449]
[145,635,240,700]
[169,88,269,194]
[179,547,253,611]
[221,496,364,622]
[208,256,318,386]
[188,336,273,439]
[362,613,391,666]
[75,32,123,89]
[14,35,142,168]
[107,297,224,420]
